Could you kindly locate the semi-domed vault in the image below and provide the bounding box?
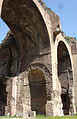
[0,0,77,117]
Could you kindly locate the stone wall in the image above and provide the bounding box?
[0,0,77,117]
[0,29,52,116]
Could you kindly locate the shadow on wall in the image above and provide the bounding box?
[57,41,73,115]
[28,69,47,115]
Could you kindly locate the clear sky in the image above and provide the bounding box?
[0,0,77,43]
[43,0,77,38]
[0,18,10,43]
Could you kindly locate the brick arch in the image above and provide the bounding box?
[55,34,76,115]
[23,63,52,100]
[0,0,51,52]
[0,1,53,116]
[16,63,52,116]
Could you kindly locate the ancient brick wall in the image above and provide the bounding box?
[0,0,77,117]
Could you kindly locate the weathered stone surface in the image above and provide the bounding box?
[0,0,77,117]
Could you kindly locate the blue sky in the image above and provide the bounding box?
[43,0,77,38]
[0,0,77,43]
[0,18,9,43]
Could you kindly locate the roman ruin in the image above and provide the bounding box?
[0,0,77,117]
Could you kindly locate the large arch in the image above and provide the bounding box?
[55,33,76,115]
[0,0,52,52]
[58,41,73,115]
[0,0,53,116]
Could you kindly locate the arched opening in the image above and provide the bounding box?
[28,69,47,115]
[1,0,51,73]
[57,41,73,115]
[0,0,51,116]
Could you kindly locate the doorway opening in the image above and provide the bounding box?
[28,69,47,115]
[57,41,73,115]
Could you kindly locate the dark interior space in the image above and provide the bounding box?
[57,41,73,115]
[0,79,7,116]
[61,93,70,115]
[28,69,47,115]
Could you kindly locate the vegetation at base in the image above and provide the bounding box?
[36,115,77,119]
[0,116,23,118]
[0,115,77,119]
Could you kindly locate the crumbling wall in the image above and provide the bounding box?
[0,31,19,116]
[0,0,76,117]
[0,28,52,116]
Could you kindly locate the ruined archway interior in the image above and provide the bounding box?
[58,41,73,115]
[28,69,46,115]
[0,0,55,117]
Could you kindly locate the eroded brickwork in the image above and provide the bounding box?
[0,0,76,117]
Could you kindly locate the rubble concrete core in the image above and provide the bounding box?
[0,0,77,117]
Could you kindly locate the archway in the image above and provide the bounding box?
[57,41,73,115]
[28,69,47,115]
[1,0,51,55]
[0,0,52,117]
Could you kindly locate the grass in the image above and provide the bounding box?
[36,115,77,119]
[0,116,23,118]
[0,115,77,119]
